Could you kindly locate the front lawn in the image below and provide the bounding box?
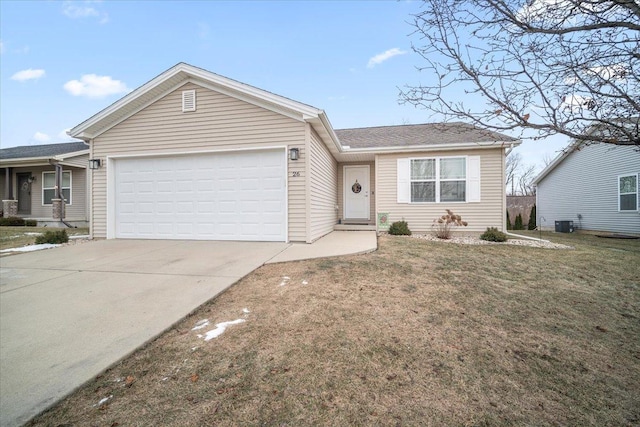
[28,232,640,426]
[0,226,89,251]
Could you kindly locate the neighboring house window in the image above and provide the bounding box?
[619,174,638,211]
[410,157,466,203]
[42,171,72,205]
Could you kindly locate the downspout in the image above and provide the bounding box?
[505,143,515,156]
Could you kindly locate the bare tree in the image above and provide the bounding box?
[505,152,522,195]
[400,0,640,146]
[506,152,538,195]
[517,164,538,195]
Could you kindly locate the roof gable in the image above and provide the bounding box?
[68,62,331,142]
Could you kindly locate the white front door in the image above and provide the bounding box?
[344,165,370,220]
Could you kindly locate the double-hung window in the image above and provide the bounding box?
[619,174,638,211]
[410,157,466,203]
[42,171,72,205]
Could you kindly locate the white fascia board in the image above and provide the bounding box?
[342,140,522,154]
[69,63,188,139]
[53,149,90,161]
[318,111,343,153]
[532,141,577,184]
[0,157,53,167]
[185,65,322,117]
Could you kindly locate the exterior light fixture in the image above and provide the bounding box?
[28,175,36,184]
[289,148,299,161]
[89,159,101,170]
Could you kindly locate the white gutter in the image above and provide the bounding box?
[341,140,522,154]
[505,143,515,156]
[505,231,549,242]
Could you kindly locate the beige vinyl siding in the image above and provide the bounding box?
[90,82,306,240]
[60,153,89,168]
[376,148,506,234]
[337,161,375,223]
[5,166,87,220]
[288,143,306,242]
[308,127,338,242]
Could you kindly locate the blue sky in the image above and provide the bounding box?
[0,0,568,169]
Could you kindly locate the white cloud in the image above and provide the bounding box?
[367,48,407,68]
[561,94,596,111]
[58,129,72,139]
[33,132,51,143]
[63,74,130,98]
[62,1,109,24]
[11,68,45,82]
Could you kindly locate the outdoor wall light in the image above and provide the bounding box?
[289,148,299,161]
[27,175,36,184]
[89,159,102,170]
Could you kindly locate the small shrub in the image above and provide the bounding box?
[0,216,25,226]
[506,210,512,230]
[514,213,524,230]
[25,219,38,227]
[35,229,69,244]
[527,205,536,230]
[480,227,508,242]
[432,209,468,239]
[388,220,412,236]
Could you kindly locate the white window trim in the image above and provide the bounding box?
[410,156,467,203]
[42,171,72,206]
[618,173,639,212]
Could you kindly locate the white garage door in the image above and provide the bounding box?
[114,149,286,241]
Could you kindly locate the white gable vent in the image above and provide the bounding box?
[182,89,196,112]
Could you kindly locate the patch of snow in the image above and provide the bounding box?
[0,244,61,253]
[24,232,43,236]
[279,276,290,287]
[191,347,198,351]
[242,308,250,314]
[69,234,90,240]
[162,377,169,381]
[203,319,246,341]
[191,319,210,330]
[301,280,308,285]
[94,395,113,407]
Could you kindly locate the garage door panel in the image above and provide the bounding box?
[115,149,286,241]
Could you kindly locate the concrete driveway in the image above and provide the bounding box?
[0,239,288,427]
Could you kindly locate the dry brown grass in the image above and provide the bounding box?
[28,233,640,426]
[0,226,89,251]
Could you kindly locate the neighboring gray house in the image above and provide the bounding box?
[533,142,640,235]
[0,142,90,227]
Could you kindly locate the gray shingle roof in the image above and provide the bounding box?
[0,142,88,160]
[334,122,517,149]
